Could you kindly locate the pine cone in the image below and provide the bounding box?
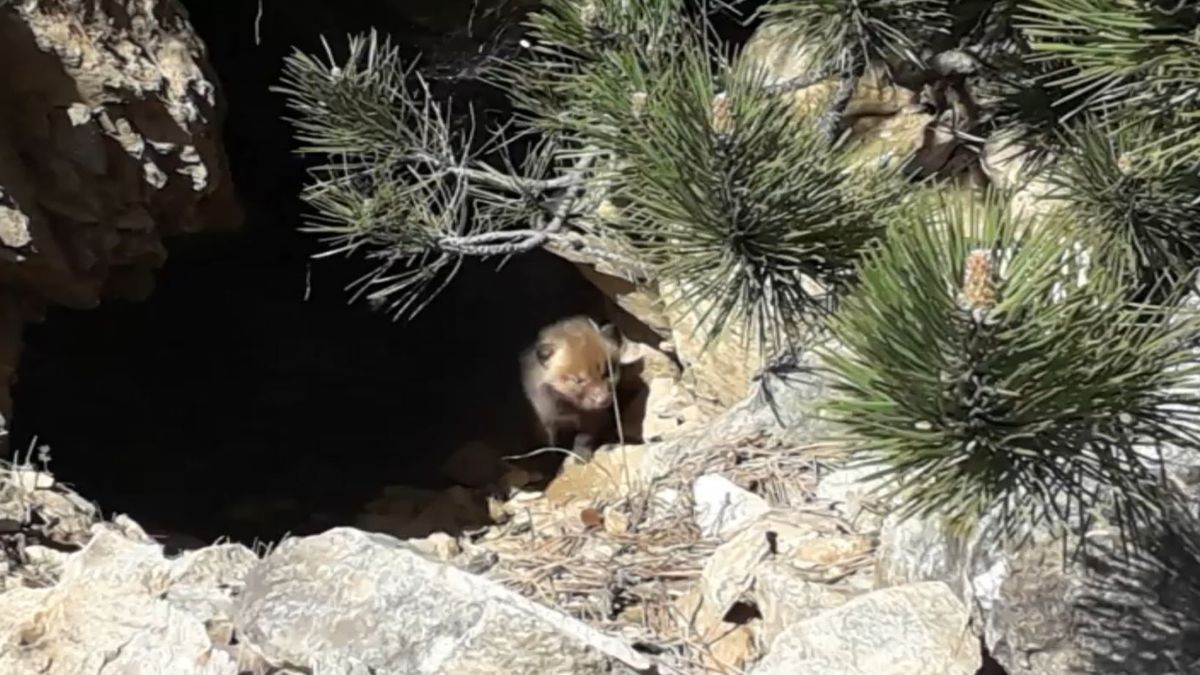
[710,92,732,135]
[963,249,996,310]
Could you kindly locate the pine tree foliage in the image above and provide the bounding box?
[276,1,916,345]
[752,0,955,139]
[487,0,695,135]
[759,0,953,71]
[274,0,1200,334]
[275,32,634,318]
[818,192,1200,545]
[1047,120,1200,300]
[1012,1,1200,301]
[583,37,909,349]
[272,0,1200,548]
[1018,0,1200,168]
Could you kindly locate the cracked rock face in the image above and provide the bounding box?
[0,0,242,432]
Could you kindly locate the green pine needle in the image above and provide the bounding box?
[819,189,1200,547]
[485,0,694,131]
[1018,0,1200,167]
[592,37,910,354]
[759,0,954,72]
[1046,120,1200,300]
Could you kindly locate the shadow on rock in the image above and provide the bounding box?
[1074,515,1200,675]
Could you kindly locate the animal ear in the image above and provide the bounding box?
[617,340,646,367]
[597,321,621,344]
[535,342,556,365]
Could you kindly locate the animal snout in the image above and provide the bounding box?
[582,387,612,410]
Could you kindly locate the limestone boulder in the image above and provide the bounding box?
[679,509,875,671]
[0,0,241,302]
[0,465,100,555]
[749,581,980,675]
[753,558,871,649]
[165,543,260,648]
[980,128,1063,222]
[659,279,767,411]
[875,511,967,592]
[815,463,891,532]
[740,18,963,180]
[639,348,830,483]
[233,527,653,675]
[874,444,1200,674]
[0,528,239,675]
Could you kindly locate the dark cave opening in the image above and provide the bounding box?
[9,0,612,547]
[8,0,772,548]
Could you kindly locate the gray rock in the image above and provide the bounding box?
[165,543,260,646]
[971,518,1200,675]
[234,527,652,675]
[0,0,243,426]
[692,473,771,540]
[875,501,1200,674]
[815,463,890,531]
[0,466,99,548]
[0,528,237,675]
[874,512,967,593]
[1148,442,1200,518]
[643,350,828,480]
[750,581,980,675]
[682,510,873,648]
[753,559,872,649]
[814,463,884,504]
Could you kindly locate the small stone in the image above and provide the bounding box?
[0,203,32,249]
[693,474,771,540]
[580,507,604,530]
[407,532,461,562]
[66,103,93,126]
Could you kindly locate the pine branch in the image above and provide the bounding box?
[761,66,836,95]
[819,189,1200,551]
[1017,0,1200,166]
[757,0,954,71]
[274,30,640,318]
[402,150,584,194]
[817,66,860,143]
[276,1,932,331]
[1046,119,1200,300]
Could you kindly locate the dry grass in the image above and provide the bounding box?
[474,432,848,671]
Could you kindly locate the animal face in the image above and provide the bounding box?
[536,320,620,411]
[545,366,614,411]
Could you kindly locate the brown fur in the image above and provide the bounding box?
[520,316,623,460]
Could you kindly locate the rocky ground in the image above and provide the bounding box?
[9,355,1195,675]
[0,362,981,675]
